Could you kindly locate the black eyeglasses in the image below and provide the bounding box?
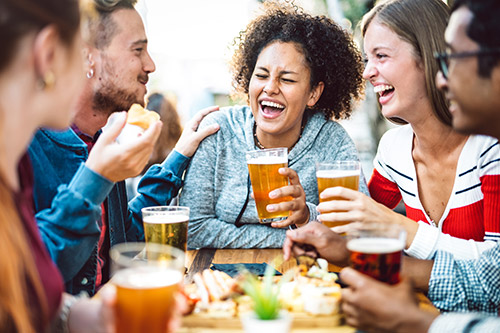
[434,49,500,79]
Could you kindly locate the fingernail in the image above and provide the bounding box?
[269,190,277,199]
[267,205,276,212]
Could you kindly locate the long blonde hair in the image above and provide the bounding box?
[0,174,47,332]
[0,0,83,330]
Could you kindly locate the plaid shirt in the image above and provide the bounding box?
[428,244,500,314]
[429,313,500,332]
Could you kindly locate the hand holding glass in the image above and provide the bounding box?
[246,148,291,223]
[316,161,360,227]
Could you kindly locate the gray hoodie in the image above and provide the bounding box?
[180,105,367,249]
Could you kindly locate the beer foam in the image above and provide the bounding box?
[143,215,189,224]
[316,169,360,178]
[114,267,182,289]
[347,237,404,254]
[247,155,287,165]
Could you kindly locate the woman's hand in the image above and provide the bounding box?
[317,187,417,246]
[67,285,116,333]
[283,222,349,266]
[266,167,309,228]
[174,106,220,157]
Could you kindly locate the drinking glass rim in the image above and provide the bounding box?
[316,161,360,169]
[141,206,190,214]
[110,242,185,270]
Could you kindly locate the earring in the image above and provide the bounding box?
[86,68,94,79]
[37,71,56,90]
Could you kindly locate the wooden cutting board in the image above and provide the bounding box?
[182,311,343,329]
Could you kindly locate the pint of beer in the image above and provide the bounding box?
[346,223,406,284]
[110,242,185,333]
[316,161,360,227]
[142,206,189,252]
[246,148,291,223]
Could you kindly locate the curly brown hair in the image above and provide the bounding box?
[230,1,364,120]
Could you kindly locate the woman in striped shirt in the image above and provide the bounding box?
[317,0,500,260]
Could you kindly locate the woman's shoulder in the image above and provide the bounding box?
[466,134,499,159]
[378,125,413,149]
[200,105,251,128]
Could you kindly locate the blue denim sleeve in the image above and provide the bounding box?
[127,150,189,226]
[36,164,114,282]
[428,245,500,314]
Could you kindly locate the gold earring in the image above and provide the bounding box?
[37,71,56,90]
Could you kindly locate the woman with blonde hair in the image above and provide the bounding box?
[318,0,500,260]
[0,0,115,331]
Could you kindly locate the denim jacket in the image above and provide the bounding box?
[28,128,190,295]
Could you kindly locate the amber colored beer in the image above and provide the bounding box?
[347,237,404,285]
[248,158,290,223]
[316,169,360,227]
[316,169,360,203]
[144,215,188,252]
[114,267,182,333]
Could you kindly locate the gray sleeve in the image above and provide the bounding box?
[180,120,286,249]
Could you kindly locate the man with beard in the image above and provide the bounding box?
[284,0,500,331]
[27,0,219,296]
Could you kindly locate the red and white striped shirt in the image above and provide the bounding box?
[369,125,500,259]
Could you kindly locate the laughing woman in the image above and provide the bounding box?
[180,2,366,249]
[317,0,500,260]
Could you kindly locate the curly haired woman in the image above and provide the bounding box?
[180,1,367,249]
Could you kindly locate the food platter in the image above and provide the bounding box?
[181,265,344,329]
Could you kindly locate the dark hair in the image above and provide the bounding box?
[361,0,451,126]
[452,0,500,78]
[145,93,182,170]
[0,0,81,73]
[230,1,364,120]
[88,0,137,49]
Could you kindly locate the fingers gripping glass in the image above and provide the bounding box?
[434,49,500,79]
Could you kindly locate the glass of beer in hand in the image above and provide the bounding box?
[346,223,406,285]
[246,148,291,223]
[142,206,189,252]
[316,161,360,227]
[110,242,185,333]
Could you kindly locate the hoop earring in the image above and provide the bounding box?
[86,68,94,79]
[37,71,56,90]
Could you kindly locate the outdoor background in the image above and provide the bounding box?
[137,0,452,180]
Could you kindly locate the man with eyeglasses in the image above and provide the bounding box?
[340,0,500,331]
[284,0,500,331]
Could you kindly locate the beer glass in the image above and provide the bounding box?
[246,148,291,223]
[110,242,185,333]
[346,223,406,284]
[316,161,360,227]
[142,206,189,252]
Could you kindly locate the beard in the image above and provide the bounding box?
[92,56,146,116]
[92,83,143,116]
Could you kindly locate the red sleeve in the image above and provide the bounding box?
[481,173,500,237]
[368,169,402,209]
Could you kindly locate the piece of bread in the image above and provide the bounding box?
[126,103,160,130]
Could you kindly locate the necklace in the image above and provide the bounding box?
[253,122,304,151]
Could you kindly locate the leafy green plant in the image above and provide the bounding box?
[240,265,293,320]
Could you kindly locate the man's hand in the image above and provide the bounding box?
[283,222,349,266]
[340,267,438,332]
[86,111,162,182]
[174,106,220,157]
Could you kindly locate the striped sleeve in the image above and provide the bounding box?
[368,168,402,209]
[478,140,500,242]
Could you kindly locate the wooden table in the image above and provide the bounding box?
[180,248,355,333]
